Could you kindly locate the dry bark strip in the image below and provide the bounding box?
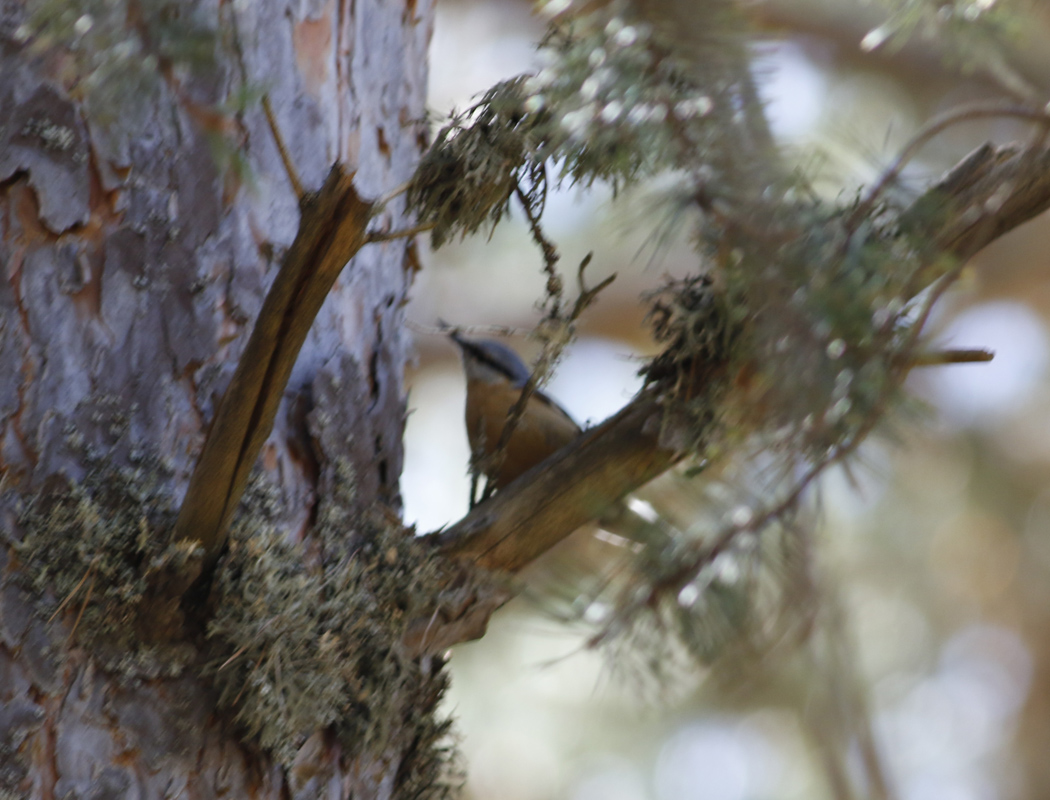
[173,166,373,564]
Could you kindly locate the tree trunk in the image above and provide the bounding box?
[0,0,437,797]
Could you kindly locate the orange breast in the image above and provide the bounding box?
[465,378,580,490]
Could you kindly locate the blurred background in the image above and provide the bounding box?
[401,2,1050,798]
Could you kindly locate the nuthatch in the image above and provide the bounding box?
[450,332,580,491]
[450,331,669,549]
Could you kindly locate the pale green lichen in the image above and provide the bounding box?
[17,462,194,676]
[207,464,462,797]
[18,456,462,794]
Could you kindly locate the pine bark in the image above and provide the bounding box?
[0,0,433,797]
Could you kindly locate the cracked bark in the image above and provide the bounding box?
[0,0,433,797]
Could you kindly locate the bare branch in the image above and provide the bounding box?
[903,141,1050,262]
[174,166,374,568]
[263,94,305,201]
[435,395,682,571]
[365,221,435,243]
[910,347,994,366]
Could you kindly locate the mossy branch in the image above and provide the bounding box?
[432,141,1050,578]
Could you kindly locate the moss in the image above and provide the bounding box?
[407,79,535,248]
[206,464,462,797]
[17,462,198,677]
[17,456,462,794]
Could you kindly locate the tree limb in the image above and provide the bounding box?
[435,395,684,571]
[174,165,373,566]
[433,141,1050,575]
[904,141,1050,262]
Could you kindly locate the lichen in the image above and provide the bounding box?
[16,453,462,794]
[17,461,197,677]
[206,464,462,797]
[641,273,736,453]
[408,3,768,248]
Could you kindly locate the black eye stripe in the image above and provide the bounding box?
[452,334,531,384]
[451,332,579,428]
[471,345,520,382]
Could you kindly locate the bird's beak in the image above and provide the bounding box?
[448,328,468,351]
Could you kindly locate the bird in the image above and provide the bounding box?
[449,332,581,493]
[449,330,670,561]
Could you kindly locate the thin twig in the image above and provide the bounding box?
[571,252,616,318]
[217,643,250,672]
[475,182,566,501]
[408,320,530,340]
[262,94,304,201]
[909,347,994,366]
[514,182,562,314]
[232,651,268,706]
[364,221,435,243]
[478,253,616,503]
[376,179,414,210]
[416,607,443,654]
